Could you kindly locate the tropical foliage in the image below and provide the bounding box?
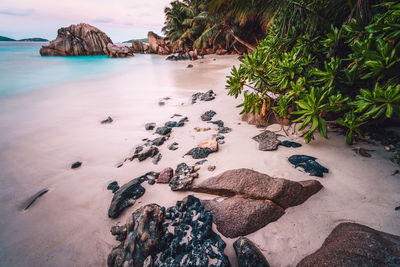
[225,0,400,144]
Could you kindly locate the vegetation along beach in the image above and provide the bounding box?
[0,0,399,266]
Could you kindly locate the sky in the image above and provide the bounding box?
[0,0,171,42]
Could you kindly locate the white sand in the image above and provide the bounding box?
[0,54,399,267]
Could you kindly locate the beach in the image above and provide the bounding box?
[0,54,399,267]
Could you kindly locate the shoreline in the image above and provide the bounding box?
[0,54,399,266]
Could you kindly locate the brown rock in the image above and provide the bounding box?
[205,48,214,54]
[147,31,170,55]
[202,196,284,238]
[198,138,218,152]
[157,167,173,183]
[106,44,134,58]
[192,169,322,209]
[131,40,149,53]
[192,169,322,238]
[241,112,274,127]
[40,23,112,56]
[298,223,400,266]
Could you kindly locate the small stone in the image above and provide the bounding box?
[158,101,165,106]
[208,120,224,128]
[138,146,159,162]
[281,140,302,148]
[208,165,216,172]
[145,123,156,131]
[187,64,193,68]
[252,131,281,151]
[198,138,218,152]
[151,137,166,146]
[195,160,208,165]
[385,145,395,152]
[155,126,171,136]
[152,153,162,165]
[157,168,174,183]
[71,161,82,169]
[395,206,400,211]
[101,116,113,124]
[201,110,216,121]
[164,121,178,128]
[185,147,213,159]
[288,155,329,177]
[107,181,120,193]
[168,142,179,151]
[219,127,232,134]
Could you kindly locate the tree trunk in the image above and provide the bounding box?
[225,25,256,51]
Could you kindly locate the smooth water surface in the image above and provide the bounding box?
[0,42,155,97]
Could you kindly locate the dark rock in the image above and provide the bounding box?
[101,116,113,124]
[208,120,224,128]
[151,137,166,146]
[158,100,165,106]
[168,142,179,151]
[157,168,174,184]
[107,181,120,193]
[155,126,171,136]
[192,90,216,104]
[192,169,322,237]
[233,237,270,267]
[152,153,162,165]
[201,110,216,121]
[40,23,112,56]
[219,127,232,134]
[288,155,329,177]
[138,146,159,162]
[177,117,188,127]
[185,147,213,159]
[280,140,302,148]
[108,204,165,267]
[145,123,156,131]
[169,163,198,191]
[252,131,281,151]
[71,161,82,169]
[108,196,230,267]
[154,196,230,266]
[298,223,400,267]
[108,177,145,218]
[195,159,208,165]
[208,165,216,172]
[187,64,194,68]
[395,206,400,211]
[164,121,177,128]
[21,189,49,210]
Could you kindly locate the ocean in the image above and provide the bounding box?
[0,41,158,97]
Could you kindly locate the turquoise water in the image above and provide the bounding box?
[0,42,150,97]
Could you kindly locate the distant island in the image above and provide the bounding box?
[0,36,49,42]
[123,38,148,44]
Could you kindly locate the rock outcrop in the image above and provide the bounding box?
[108,196,230,267]
[40,23,112,56]
[191,169,322,237]
[131,40,149,53]
[106,43,134,58]
[298,223,400,266]
[148,31,171,55]
[234,237,270,267]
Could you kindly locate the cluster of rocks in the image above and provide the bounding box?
[208,120,232,134]
[107,172,158,218]
[107,196,230,267]
[191,168,323,238]
[40,23,134,58]
[169,163,200,191]
[118,117,188,167]
[166,50,201,61]
[288,155,329,178]
[192,90,216,103]
[185,136,219,159]
[201,110,216,121]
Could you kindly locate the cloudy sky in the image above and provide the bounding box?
[0,0,171,42]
